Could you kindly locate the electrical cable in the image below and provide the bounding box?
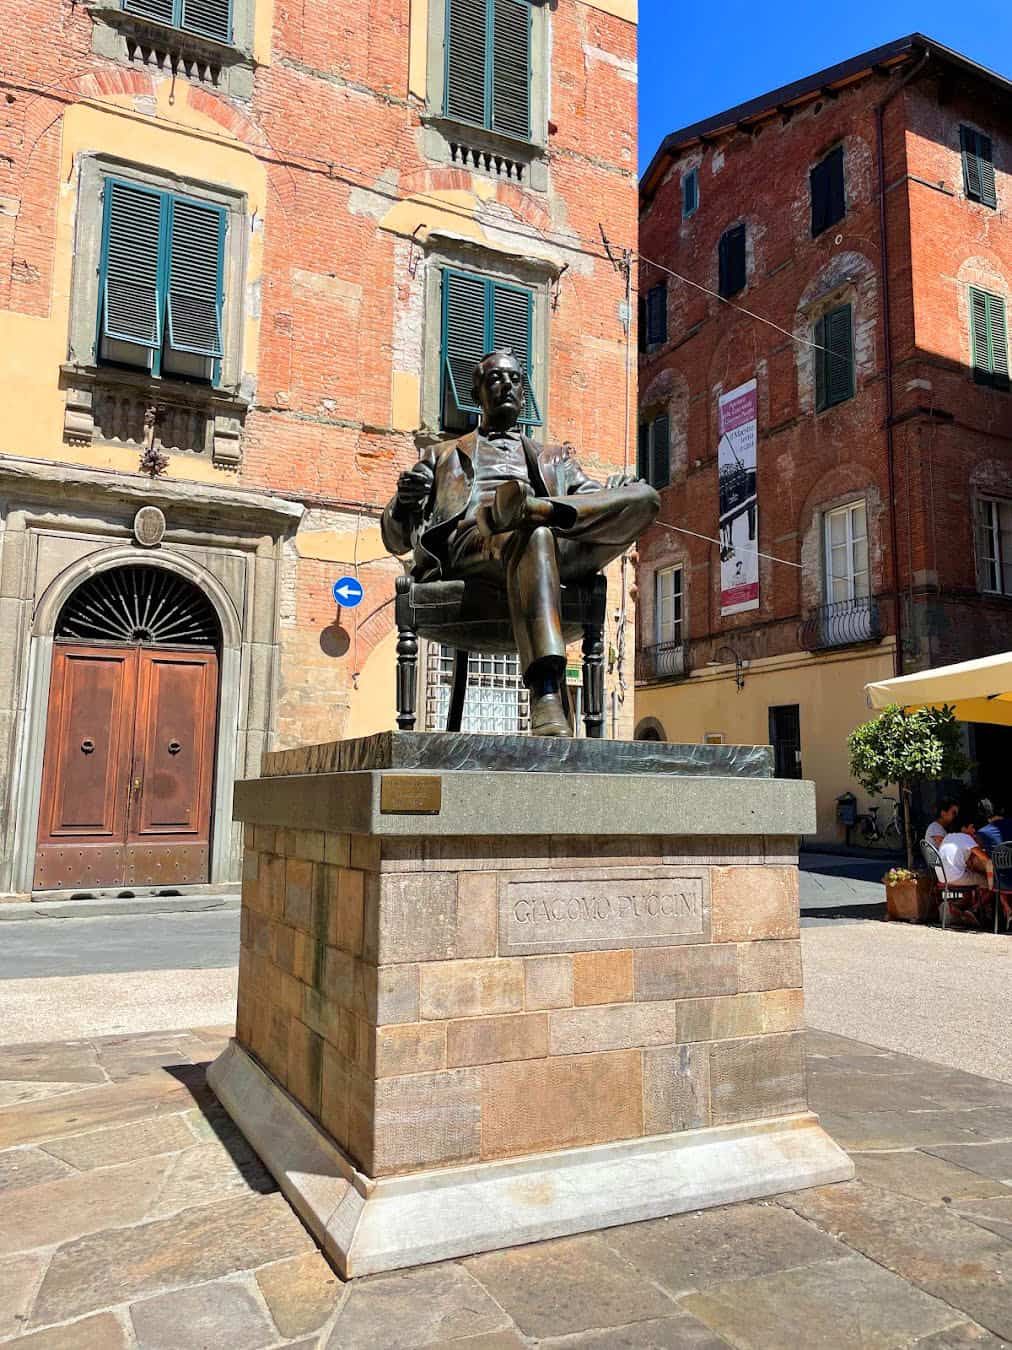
[653,520,802,569]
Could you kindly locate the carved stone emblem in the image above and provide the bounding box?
[133,506,166,548]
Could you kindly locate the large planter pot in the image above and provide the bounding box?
[885,872,938,923]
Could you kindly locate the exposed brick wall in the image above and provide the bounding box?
[2,0,638,744]
[637,59,1012,681]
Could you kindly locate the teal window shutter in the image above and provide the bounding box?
[123,0,232,41]
[166,196,225,359]
[100,178,165,351]
[441,268,542,428]
[961,126,997,208]
[637,423,650,481]
[491,279,540,424]
[445,0,531,139]
[122,0,175,24]
[651,413,670,489]
[971,287,1009,389]
[181,0,232,43]
[811,146,845,236]
[445,0,490,127]
[645,284,667,345]
[492,0,531,139]
[816,304,854,410]
[682,169,698,218]
[442,269,487,418]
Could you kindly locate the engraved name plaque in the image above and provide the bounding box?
[499,867,709,956]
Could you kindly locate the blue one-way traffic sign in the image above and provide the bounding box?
[333,576,364,608]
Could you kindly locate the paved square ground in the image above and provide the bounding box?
[0,1026,1011,1347]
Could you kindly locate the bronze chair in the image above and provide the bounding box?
[394,573,608,737]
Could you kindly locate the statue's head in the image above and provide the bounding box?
[472,348,525,432]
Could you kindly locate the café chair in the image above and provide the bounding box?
[920,838,984,931]
[991,844,1012,934]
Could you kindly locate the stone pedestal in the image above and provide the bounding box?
[208,733,853,1277]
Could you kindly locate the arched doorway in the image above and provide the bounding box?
[34,566,221,891]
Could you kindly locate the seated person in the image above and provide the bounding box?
[976,799,1005,857]
[995,805,1012,844]
[924,796,959,851]
[937,809,993,926]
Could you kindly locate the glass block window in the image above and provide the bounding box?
[426,645,529,733]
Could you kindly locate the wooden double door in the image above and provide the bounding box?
[34,643,218,891]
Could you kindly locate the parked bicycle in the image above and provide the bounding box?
[856,795,904,846]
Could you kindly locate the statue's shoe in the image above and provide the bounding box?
[531,691,571,737]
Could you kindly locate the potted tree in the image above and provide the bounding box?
[848,704,968,922]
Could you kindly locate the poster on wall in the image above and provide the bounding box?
[718,378,759,616]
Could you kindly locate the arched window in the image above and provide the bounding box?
[55,566,219,648]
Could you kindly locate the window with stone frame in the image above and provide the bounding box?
[88,0,256,97]
[425,0,549,189]
[814,303,854,411]
[63,157,249,467]
[823,500,869,603]
[975,496,1012,596]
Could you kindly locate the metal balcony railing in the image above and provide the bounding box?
[799,597,882,652]
[637,641,688,682]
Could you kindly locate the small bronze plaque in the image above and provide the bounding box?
[380,774,442,814]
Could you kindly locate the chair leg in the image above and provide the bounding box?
[446,649,469,733]
[582,623,605,739]
[395,614,419,733]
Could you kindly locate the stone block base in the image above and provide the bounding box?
[208,1039,853,1278]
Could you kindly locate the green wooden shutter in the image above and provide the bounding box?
[978,134,998,209]
[637,423,650,481]
[811,147,844,236]
[181,0,232,42]
[814,314,827,410]
[442,270,487,417]
[651,413,670,489]
[101,179,165,350]
[166,196,225,358]
[987,293,1009,390]
[719,225,746,297]
[492,0,531,139]
[961,126,982,200]
[646,284,667,345]
[445,0,488,127]
[491,279,541,425]
[825,304,854,406]
[682,169,698,218]
[123,0,176,25]
[971,287,992,383]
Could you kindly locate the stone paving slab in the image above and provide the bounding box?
[0,1024,1011,1346]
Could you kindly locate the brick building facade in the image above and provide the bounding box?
[0,0,637,897]
[635,35,1012,842]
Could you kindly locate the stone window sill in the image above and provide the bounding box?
[87,3,255,98]
[421,115,548,192]
[60,364,248,469]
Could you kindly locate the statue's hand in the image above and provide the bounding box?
[606,471,639,489]
[396,463,434,513]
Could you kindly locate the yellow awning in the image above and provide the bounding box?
[866,652,1012,726]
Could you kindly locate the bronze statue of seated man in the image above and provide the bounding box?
[381,348,661,736]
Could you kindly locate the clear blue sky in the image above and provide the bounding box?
[638,3,1012,171]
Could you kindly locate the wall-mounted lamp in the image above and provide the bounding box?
[706,644,746,692]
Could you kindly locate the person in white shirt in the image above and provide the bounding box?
[924,797,959,851]
[936,808,992,926]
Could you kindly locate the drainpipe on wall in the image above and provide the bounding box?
[875,47,931,677]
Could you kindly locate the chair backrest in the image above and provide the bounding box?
[920,837,947,887]
[992,843,1012,891]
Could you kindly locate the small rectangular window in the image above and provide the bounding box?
[440,267,542,431]
[975,497,1012,595]
[682,168,699,219]
[98,176,225,384]
[645,283,667,346]
[444,0,532,140]
[814,303,854,411]
[637,412,670,490]
[654,565,683,646]
[969,287,1009,390]
[718,224,746,298]
[810,146,846,236]
[824,500,869,603]
[122,0,232,44]
[961,125,997,209]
